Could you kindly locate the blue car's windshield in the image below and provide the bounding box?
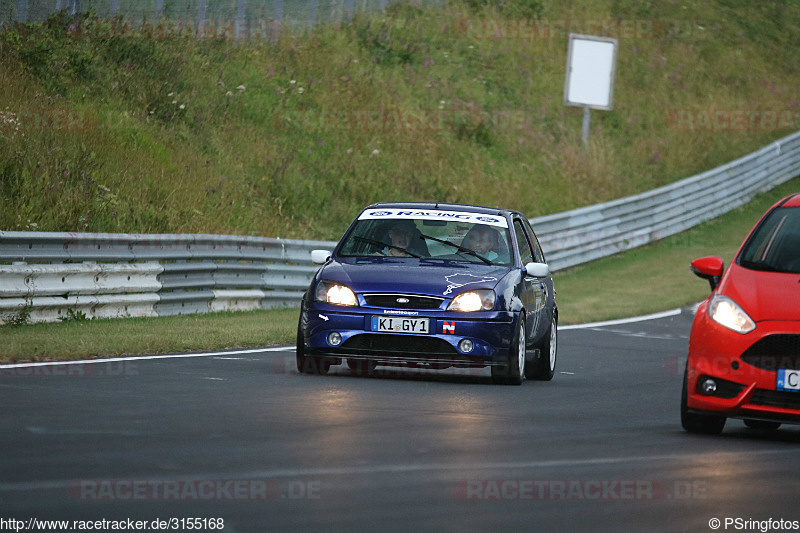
[738,206,800,274]
[338,210,513,266]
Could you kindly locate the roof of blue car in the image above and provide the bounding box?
[365,202,516,216]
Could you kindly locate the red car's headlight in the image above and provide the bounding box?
[708,294,755,334]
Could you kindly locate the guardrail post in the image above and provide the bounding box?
[14,0,27,22]
[197,0,207,29]
[236,0,246,40]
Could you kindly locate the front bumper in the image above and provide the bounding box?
[685,309,800,424]
[299,301,518,367]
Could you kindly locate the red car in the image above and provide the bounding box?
[682,193,800,434]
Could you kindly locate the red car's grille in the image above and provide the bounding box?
[741,334,800,371]
[750,389,800,411]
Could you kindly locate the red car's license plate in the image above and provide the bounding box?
[777,369,800,392]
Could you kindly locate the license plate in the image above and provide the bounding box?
[777,369,800,392]
[371,316,429,334]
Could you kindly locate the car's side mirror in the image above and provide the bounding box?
[525,262,550,278]
[311,250,332,265]
[691,256,724,291]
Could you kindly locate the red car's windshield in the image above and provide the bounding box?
[738,206,800,274]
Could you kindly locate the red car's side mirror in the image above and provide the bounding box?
[691,256,724,291]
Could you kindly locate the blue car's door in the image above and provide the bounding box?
[512,218,547,345]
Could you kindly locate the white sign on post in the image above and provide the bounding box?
[564,34,619,146]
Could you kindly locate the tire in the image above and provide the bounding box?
[743,419,781,431]
[681,365,726,435]
[296,328,330,375]
[296,327,308,373]
[528,313,557,381]
[492,316,525,386]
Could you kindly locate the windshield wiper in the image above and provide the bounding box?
[418,233,494,265]
[352,236,422,258]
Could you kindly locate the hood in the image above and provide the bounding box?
[318,257,511,298]
[719,262,800,322]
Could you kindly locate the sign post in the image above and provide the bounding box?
[564,34,619,149]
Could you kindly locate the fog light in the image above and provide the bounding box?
[327,332,342,346]
[458,339,474,353]
[701,378,717,395]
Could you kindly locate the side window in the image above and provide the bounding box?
[523,218,545,263]
[513,219,534,265]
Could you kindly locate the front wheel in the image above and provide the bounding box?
[492,316,525,385]
[296,328,330,375]
[528,314,557,381]
[681,365,725,434]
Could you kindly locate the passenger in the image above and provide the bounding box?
[462,225,500,262]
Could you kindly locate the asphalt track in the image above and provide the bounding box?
[1,308,799,532]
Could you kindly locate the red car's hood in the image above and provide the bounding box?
[720,263,800,322]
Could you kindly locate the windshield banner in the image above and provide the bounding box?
[358,208,508,228]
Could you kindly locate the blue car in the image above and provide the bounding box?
[296,203,558,385]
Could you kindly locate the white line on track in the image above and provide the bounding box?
[0,307,690,370]
[559,308,683,330]
[0,346,287,370]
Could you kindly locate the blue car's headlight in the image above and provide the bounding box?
[447,290,495,312]
[315,281,357,306]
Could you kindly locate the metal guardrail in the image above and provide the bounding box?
[0,232,331,322]
[0,262,162,323]
[533,131,800,270]
[1,0,439,31]
[1,130,799,323]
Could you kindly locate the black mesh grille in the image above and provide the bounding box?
[750,389,800,410]
[741,335,800,371]
[363,294,444,310]
[341,334,457,356]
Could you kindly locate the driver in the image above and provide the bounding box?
[380,221,416,257]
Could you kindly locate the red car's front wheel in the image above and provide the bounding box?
[681,364,726,435]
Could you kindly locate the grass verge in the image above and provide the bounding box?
[555,176,800,324]
[3,175,797,363]
[1,2,799,237]
[0,309,298,362]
